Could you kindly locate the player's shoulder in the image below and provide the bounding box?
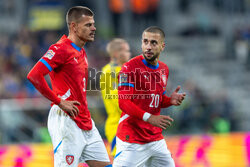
[48,39,69,55]
[53,35,78,52]
[123,55,143,69]
[49,43,63,52]
[42,43,63,60]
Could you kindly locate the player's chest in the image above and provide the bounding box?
[64,53,88,76]
[134,68,167,92]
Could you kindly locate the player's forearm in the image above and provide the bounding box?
[161,95,173,108]
[118,85,151,121]
[119,98,151,121]
[27,62,61,105]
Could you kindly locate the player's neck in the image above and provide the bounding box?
[68,34,86,48]
[110,58,118,65]
[118,62,123,66]
[146,59,158,66]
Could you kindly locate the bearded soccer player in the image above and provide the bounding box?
[100,39,131,157]
[113,26,186,167]
[27,6,111,167]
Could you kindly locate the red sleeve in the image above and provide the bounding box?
[27,61,61,105]
[118,63,146,120]
[41,44,67,70]
[161,95,172,108]
[118,86,146,120]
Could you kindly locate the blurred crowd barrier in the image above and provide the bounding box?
[0,132,249,167]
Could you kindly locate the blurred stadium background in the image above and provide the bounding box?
[0,0,250,166]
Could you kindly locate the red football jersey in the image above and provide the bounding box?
[117,55,169,144]
[40,35,91,130]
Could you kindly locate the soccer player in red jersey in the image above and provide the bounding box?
[27,6,111,167]
[113,26,186,167]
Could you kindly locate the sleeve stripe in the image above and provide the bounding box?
[40,59,52,72]
[118,83,134,87]
[162,90,166,95]
[111,136,116,151]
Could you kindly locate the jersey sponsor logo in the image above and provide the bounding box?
[120,73,128,83]
[66,155,74,165]
[44,50,55,60]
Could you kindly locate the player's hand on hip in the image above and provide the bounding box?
[170,86,186,106]
[58,99,81,118]
[147,115,174,129]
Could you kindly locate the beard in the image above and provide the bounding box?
[76,30,95,42]
[143,53,159,62]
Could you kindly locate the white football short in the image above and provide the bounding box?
[113,137,175,167]
[48,105,110,167]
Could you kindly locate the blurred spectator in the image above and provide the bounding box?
[129,0,160,36]
[36,126,51,143]
[0,0,16,16]
[178,0,190,13]
[213,0,246,13]
[232,27,250,69]
[108,0,126,36]
[176,81,208,133]
[145,0,160,26]
[211,116,230,133]
[174,80,235,134]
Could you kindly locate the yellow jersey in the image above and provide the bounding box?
[100,63,122,156]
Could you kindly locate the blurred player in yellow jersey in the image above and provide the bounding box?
[100,38,131,157]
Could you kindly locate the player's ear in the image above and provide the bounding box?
[161,42,165,51]
[71,22,77,33]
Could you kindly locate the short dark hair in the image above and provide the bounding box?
[143,26,165,40]
[66,6,94,27]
